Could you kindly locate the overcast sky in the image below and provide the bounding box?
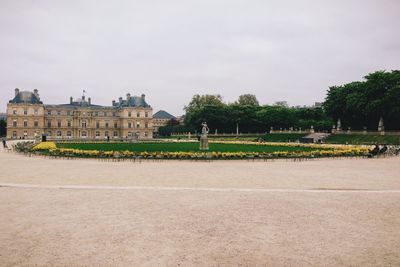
[0,0,399,115]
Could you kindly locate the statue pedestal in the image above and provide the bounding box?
[199,135,209,150]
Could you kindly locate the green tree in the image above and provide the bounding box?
[0,119,6,137]
[324,70,400,130]
[236,94,259,106]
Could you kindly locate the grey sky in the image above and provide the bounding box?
[1,0,399,115]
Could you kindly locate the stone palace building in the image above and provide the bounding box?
[6,88,154,140]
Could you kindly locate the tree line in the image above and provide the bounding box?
[324,70,400,131]
[160,70,400,135]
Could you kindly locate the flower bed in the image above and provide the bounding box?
[28,141,370,160]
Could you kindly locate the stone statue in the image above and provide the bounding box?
[199,122,209,150]
[201,122,209,135]
[337,118,342,131]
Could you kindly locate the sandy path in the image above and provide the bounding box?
[1,146,400,266]
[1,149,400,190]
[1,188,400,266]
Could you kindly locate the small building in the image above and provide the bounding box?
[153,110,176,132]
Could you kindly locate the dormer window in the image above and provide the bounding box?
[24,109,28,115]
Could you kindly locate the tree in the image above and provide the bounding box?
[184,94,226,131]
[324,70,400,130]
[236,94,259,106]
[0,119,6,137]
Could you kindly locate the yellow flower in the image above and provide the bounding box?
[32,142,57,150]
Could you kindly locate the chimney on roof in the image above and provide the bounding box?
[126,93,131,100]
[119,97,123,103]
[70,97,73,104]
[82,95,85,101]
[15,88,19,96]
[112,100,116,106]
[88,97,91,105]
[141,94,145,100]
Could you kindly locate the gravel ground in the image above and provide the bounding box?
[1,146,400,266]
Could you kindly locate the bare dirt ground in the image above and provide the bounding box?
[1,146,400,266]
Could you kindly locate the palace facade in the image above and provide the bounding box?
[6,89,154,140]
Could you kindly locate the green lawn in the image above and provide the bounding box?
[57,142,325,153]
[262,133,306,142]
[325,134,400,145]
[164,133,306,142]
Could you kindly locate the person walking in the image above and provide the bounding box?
[2,138,6,149]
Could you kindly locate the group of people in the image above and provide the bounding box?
[368,144,399,157]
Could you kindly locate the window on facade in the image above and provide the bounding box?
[82,131,87,137]
[67,131,72,137]
[104,112,107,117]
[136,122,140,128]
[34,120,38,127]
[67,121,71,127]
[136,112,140,117]
[47,120,51,127]
[23,120,28,127]
[96,122,100,128]
[13,120,17,127]
[13,109,17,115]
[145,122,148,129]
[57,111,61,116]
[24,109,28,115]
[114,122,118,128]
[67,111,71,116]
[47,110,51,115]
[57,120,62,127]
[95,131,100,137]
[13,131,17,138]
[112,112,116,117]
[128,131,132,136]
[128,112,131,117]
[144,132,148,137]
[105,122,109,128]
[113,131,118,137]
[145,112,148,118]
[82,121,87,128]
[57,131,62,137]
[95,112,98,116]
[34,109,38,115]
[105,131,109,137]
[128,122,132,129]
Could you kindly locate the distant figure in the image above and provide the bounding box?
[369,144,380,157]
[2,139,6,148]
[379,145,388,154]
[107,136,110,142]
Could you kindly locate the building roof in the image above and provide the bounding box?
[113,96,150,108]
[9,91,43,104]
[153,110,176,119]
